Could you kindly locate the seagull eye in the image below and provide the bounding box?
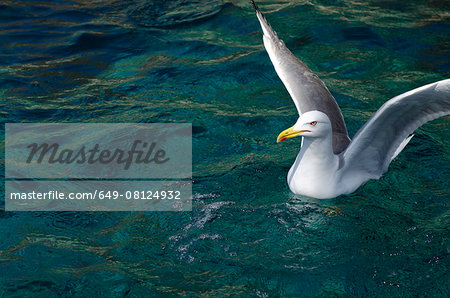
[310,121,317,126]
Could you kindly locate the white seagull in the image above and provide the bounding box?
[251,1,450,199]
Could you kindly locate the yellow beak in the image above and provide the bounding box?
[277,126,310,143]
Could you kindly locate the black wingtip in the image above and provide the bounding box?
[251,0,259,12]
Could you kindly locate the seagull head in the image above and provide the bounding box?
[277,111,332,143]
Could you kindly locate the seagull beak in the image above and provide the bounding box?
[277,126,310,143]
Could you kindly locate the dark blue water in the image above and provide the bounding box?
[1,0,449,296]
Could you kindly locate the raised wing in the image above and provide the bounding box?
[252,1,350,154]
[342,79,450,178]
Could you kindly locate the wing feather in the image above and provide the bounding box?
[342,79,450,178]
[252,1,350,154]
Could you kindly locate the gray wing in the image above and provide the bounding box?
[252,1,350,154]
[342,79,450,178]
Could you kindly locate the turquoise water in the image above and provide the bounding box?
[1,0,449,296]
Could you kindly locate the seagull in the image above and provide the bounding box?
[251,1,450,199]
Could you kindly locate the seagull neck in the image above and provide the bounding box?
[300,135,336,162]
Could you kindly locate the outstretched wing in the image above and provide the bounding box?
[342,79,450,178]
[252,1,350,154]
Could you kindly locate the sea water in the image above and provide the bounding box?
[0,0,449,296]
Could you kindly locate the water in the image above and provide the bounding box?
[1,0,449,296]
